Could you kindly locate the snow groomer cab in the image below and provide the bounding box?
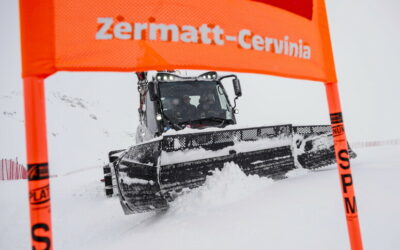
[135,71,243,143]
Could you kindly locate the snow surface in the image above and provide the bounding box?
[1,0,400,249]
[1,146,400,250]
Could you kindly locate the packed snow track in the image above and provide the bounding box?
[1,145,399,250]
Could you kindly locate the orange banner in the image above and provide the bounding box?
[20,0,336,82]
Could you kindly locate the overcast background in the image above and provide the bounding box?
[1,0,400,166]
[1,2,400,249]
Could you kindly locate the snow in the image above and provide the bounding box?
[160,136,291,165]
[1,0,400,249]
[118,170,155,185]
[169,162,273,212]
[1,145,400,250]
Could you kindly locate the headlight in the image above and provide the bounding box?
[199,71,217,80]
[155,73,178,81]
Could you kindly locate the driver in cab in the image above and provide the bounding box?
[197,93,221,118]
[180,95,197,118]
[169,95,197,121]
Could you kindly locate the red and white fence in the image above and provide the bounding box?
[0,158,27,180]
[352,138,400,149]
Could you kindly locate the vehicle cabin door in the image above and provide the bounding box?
[145,91,159,138]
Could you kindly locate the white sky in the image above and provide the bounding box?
[1,0,400,141]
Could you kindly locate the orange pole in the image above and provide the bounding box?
[23,77,53,250]
[325,82,363,250]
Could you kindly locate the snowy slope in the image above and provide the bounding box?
[0,83,138,175]
[1,0,400,249]
[1,145,400,250]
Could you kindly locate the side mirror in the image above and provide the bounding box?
[233,78,242,97]
[148,81,159,101]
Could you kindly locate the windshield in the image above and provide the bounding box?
[159,81,233,125]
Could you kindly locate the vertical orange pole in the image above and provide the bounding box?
[23,77,53,250]
[325,82,363,250]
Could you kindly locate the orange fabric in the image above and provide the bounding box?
[325,82,363,250]
[19,0,56,77]
[20,0,337,83]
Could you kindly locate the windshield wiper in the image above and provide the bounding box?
[180,117,233,126]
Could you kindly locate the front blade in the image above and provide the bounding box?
[113,124,357,214]
[159,125,297,199]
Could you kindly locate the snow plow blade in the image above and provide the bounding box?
[106,124,356,214]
